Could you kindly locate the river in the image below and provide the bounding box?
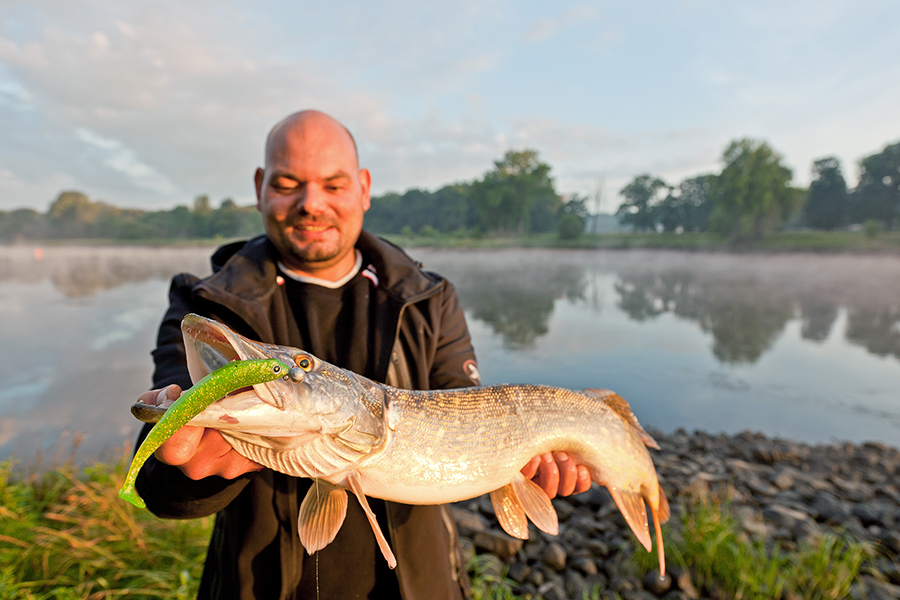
[1,244,898,463]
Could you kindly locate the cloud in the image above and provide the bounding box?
[75,128,180,195]
[522,6,598,43]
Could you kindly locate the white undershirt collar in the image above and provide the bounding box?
[277,250,363,289]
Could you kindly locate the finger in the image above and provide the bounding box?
[520,456,541,479]
[536,452,559,499]
[154,425,204,467]
[555,452,579,497]
[574,465,592,494]
[183,430,262,480]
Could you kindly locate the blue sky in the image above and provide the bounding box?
[1,0,898,212]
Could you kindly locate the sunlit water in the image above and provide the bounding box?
[1,244,898,462]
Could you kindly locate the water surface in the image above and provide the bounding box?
[1,244,898,462]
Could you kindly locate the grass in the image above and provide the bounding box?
[1,458,880,600]
[630,488,874,600]
[0,458,212,599]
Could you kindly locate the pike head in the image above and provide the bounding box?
[135,314,387,464]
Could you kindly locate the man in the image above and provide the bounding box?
[134,110,590,599]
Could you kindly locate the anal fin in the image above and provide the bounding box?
[298,480,348,555]
[609,487,651,552]
[347,470,398,569]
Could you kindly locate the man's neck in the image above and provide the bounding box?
[278,250,362,289]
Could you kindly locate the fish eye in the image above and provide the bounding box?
[273,364,281,374]
[296,356,312,371]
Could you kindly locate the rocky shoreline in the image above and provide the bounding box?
[452,429,900,600]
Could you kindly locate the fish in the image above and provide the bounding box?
[120,356,292,508]
[132,313,670,575]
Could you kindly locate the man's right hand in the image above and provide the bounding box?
[139,384,264,480]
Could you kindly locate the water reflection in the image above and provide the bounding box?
[1,245,899,456]
[448,259,585,348]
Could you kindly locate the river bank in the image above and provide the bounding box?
[8,229,900,254]
[453,429,900,600]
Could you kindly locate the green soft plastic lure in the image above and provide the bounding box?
[119,358,291,508]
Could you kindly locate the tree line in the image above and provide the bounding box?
[1,138,897,242]
[614,139,900,239]
[0,192,264,242]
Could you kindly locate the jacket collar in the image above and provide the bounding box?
[199,231,443,308]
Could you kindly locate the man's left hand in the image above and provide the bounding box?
[521,452,592,499]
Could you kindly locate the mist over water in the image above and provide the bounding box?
[1,244,898,462]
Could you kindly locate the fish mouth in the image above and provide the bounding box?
[182,313,292,410]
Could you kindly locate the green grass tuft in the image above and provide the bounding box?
[630,488,874,599]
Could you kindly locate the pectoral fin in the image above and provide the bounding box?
[347,470,397,569]
[490,472,560,540]
[298,480,348,555]
[609,487,651,552]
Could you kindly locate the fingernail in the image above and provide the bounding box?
[578,470,589,479]
[543,454,553,463]
[557,453,568,462]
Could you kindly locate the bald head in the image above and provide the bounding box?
[254,109,372,281]
[265,110,359,169]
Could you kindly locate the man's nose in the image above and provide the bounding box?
[297,184,328,215]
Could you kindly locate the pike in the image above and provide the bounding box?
[132,314,670,575]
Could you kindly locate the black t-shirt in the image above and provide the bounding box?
[280,261,400,599]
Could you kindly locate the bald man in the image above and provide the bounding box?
[133,110,589,600]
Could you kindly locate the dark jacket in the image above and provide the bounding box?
[135,231,477,599]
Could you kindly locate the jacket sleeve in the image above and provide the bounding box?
[134,274,253,519]
[428,279,480,391]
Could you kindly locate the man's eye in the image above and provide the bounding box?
[271,178,299,191]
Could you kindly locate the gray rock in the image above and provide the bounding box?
[537,581,566,600]
[642,571,673,595]
[565,570,590,597]
[852,502,882,527]
[473,530,523,560]
[762,503,809,529]
[507,561,531,584]
[573,556,599,576]
[451,507,486,537]
[541,541,567,571]
[811,491,851,523]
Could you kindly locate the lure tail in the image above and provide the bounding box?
[119,358,290,508]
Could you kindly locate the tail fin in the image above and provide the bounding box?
[583,388,659,449]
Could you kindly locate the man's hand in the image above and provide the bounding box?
[139,384,263,480]
[521,452,591,499]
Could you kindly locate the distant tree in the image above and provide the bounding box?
[804,157,848,230]
[615,175,669,232]
[0,208,47,240]
[709,138,798,240]
[657,174,716,233]
[471,149,558,234]
[47,190,124,238]
[558,195,587,239]
[852,141,900,230]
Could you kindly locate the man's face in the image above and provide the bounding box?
[255,114,371,279]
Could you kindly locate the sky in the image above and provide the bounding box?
[1,0,899,213]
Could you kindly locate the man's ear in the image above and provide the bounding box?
[254,168,265,210]
[359,168,372,211]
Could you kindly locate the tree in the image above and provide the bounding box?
[615,175,669,232]
[471,150,559,234]
[804,157,848,230]
[657,174,716,233]
[852,142,900,230]
[709,138,798,240]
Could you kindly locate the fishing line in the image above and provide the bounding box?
[315,477,320,600]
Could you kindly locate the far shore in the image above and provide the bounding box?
[6,229,900,254]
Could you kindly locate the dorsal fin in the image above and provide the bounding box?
[583,388,659,450]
